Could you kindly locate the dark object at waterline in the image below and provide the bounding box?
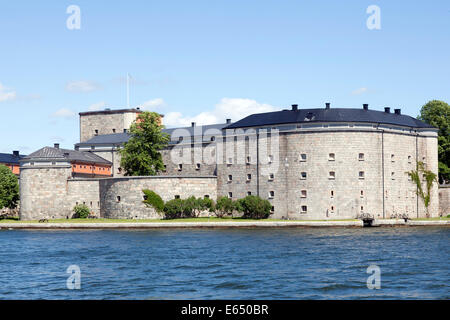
[359,213,376,227]
[38,219,48,223]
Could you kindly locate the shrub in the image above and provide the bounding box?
[0,165,19,209]
[142,189,164,213]
[73,204,90,219]
[215,196,234,218]
[236,195,272,219]
[163,198,184,219]
[200,197,215,213]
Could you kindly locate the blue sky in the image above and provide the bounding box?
[0,0,449,154]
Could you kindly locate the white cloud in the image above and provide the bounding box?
[66,80,101,92]
[139,98,165,110]
[163,98,277,127]
[351,87,368,95]
[51,108,76,119]
[0,83,17,102]
[88,101,107,111]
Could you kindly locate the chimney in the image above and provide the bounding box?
[363,104,369,110]
[13,151,19,157]
[325,102,330,109]
[384,107,390,113]
[394,109,401,115]
[291,104,298,111]
[226,119,231,124]
[191,122,196,127]
[54,143,60,149]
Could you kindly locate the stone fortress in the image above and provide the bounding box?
[19,103,446,220]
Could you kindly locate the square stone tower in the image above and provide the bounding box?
[79,108,143,142]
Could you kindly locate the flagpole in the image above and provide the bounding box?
[126,73,130,108]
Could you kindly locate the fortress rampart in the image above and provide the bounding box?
[99,176,217,219]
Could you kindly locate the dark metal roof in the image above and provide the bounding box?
[225,108,435,129]
[75,122,233,147]
[75,132,131,146]
[0,153,26,165]
[79,108,142,116]
[23,147,112,165]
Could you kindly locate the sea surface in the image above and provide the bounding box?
[0,227,448,299]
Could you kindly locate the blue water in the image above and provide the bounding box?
[0,227,448,299]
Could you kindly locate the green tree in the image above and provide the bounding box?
[406,161,438,218]
[120,111,169,176]
[418,100,450,183]
[72,204,90,219]
[0,165,19,209]
[215,196,235,218]
[235,195,272,219]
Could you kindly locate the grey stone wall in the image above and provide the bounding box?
[20,165,73,220]
[99,176,217,219]
[439,186,450,216]
[19,165,101,220]
[216,126,439,220]
[80,112,138,142]
[67,179,100,216]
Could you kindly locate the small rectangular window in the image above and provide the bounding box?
[228,192,233,198]
[247,174,251,181]
[391,172,395,180]
[246,156,251,164]
[330,206,335,212]
[359,153,364,161]
[331,190,334,198]
[112,129,116,133]
[359,171,365,179]
[175,195,180,199]
[360,206,364,212]
[301,190,307,198]
[408,155,412,163]
[247,191,252,196]
[268,173,274,181]
[329,171,335,180]
[117,196,121,202]
[269,191,274,198]
[178,164,183,171]
[271,206,274,212]
[391,154,395,162]
[196,163,201,170]
[328,153,335,161]
[228,175,233,182]
[301,172,307,180]
[360,190,364,197]
[227,157,233,165]
[301,206,307,214]
[204,195,210,199]
[268,155,273,163]
[300,154,307,162]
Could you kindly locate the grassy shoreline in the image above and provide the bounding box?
[1,217,448,224]
[0,217,361,224]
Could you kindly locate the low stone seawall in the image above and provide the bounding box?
[99,176,217,219]
[1,220,448,230]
